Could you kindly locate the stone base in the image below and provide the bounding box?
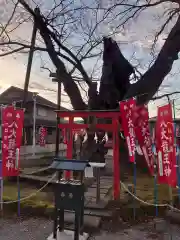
[165,209,180,224]
[153,218,167,231]
[47,230,89,240]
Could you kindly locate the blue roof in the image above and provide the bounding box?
[50,158,89,171]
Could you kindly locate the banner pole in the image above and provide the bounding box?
[152,143,158,217]
[168,186,173,206]
[0,160,3,213]
[133,156,136,220]
[168,100,173,206]
[0,106,3,214]
[172,99,180,203]
[0,178,3,212]
[154,172,158,216]
[132,136,138,221]
[165,98,174,206]
[16,149,20,217]
[17,174,20,216]
[13,102,21,217]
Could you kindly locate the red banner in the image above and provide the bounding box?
[15,109,24,171]
[2,106,17,176]
[132,105,154,175]
[15,109,24,148]
[156,104,177,187]
[176,124,180,147]
[120,99,136,162]
[39,126,47,146]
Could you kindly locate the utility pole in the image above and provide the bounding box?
[32,92,38,157]
[50,72,62,157]
[22,7,39,147]
[23,7,39,105]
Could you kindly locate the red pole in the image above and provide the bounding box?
[65,116,74,179]
[113,117,120,200]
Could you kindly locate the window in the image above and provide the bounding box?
[47,127,53,135]
[37,107,47,117]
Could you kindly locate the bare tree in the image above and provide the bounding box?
[1,0,180,109]
[1,0,180,167]
[0,0,109,110]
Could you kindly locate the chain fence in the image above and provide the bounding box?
[0,173,56,204]
[1,174,180,216]
[120,180,180,212]
[20,166,51,175]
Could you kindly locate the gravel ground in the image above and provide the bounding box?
[94,219,180,240]
[0,218,52,240]
[1,217,180,240]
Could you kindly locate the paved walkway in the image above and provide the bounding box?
[84,176,112,208]
[84,152,113,206]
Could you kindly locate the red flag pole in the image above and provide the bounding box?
[13,102,25,216]
[65,116,73,179]
[0,106,3,214]
[12,102,20,217]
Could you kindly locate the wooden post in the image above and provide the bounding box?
[65,116,74,179]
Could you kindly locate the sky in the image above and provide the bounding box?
[0,0,180,117]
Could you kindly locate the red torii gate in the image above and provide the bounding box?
[56,110,120,200]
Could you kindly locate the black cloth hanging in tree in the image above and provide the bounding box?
[99,37,134,109]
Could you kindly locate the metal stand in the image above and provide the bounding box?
[89,162,106,204]
[51,159,88,240]
[96,168,100,203]
[53,179,85,240]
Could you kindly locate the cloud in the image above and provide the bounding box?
[0,54,71,108]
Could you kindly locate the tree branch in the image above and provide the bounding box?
[31,8,87,110]
[47,28,91,85]
[152,91,180,100]
[106,0,167,10]
[0,46,25,56]
[0,41,78,66]
[17,0,92,86]
[125,14,180,104]
[0,0,19,37]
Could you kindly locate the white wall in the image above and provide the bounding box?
[19,144,67,167]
